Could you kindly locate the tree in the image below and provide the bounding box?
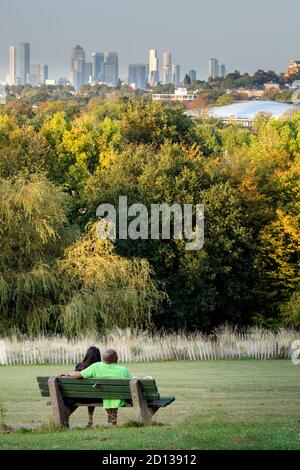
[183,74,191,86]
[0,174,72,334]
[58,222,167,336]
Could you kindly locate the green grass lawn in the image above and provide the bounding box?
[0,360,299,450]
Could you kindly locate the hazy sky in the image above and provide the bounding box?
[0,0,299,81]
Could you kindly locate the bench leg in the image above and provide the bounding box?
[149,406,159,418]
[129,379,153,425]
[48,377,77,428]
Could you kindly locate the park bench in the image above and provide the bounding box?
[37,376,175,428]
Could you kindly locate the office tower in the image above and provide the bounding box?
[70,44,86,90]
[219,64,226,78]
[40,65,49,84]
[29,64,49,84]
[163,52,172,84]
[85,62,92,83]
[17,43,30,85]
[128,64,147,90]
[189,69,197,82]
[172,64,181,86]
[29,64,40,85]
[103,52,118,87]
[92,52,104,82]
[148,49,159,86]
[7,45,16,85]
[209,58,219,79]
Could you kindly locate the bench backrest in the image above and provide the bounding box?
[37,377,160,402]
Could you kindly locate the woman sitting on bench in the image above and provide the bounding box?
[75,346,101,428]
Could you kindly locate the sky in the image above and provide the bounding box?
[0,0,300,81]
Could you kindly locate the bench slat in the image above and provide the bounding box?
[148,397,175,407]
[60,391,159,400]
[58,384,158,394]
[37,377,156,387]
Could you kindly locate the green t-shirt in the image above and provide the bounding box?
[81,362,132,409]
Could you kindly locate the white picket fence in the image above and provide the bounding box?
[0,327,298,365]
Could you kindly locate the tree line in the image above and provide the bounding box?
[0,96,299,335]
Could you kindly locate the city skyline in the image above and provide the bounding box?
[4,42,224,88]
[1,0,300,82]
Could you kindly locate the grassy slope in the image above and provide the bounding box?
[0,360,299,450]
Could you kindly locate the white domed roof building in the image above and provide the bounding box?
[207,101,300,126]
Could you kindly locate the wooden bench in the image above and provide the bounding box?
[37,376,175,428]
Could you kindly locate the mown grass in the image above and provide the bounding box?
[0,360,299,449]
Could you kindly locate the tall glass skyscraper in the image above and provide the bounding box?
[7,45,16,85]
[148,49,159,86]
[128,64,147,90]
[16,43,30,85]
[92,52,104,82]
[219,64,226,78]
[103,52,118,87]
[189,69,197,82]
[163,52,172,84]
[70,45,86,90]
[209,58,219,79]
[172,65,181,86]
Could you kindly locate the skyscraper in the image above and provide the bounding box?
[103,52,118,87]
[16,43,30,85]
[209,58,219,79]
[70,45,86,90]
[219,64,226,78]
[163,52,172,84]
[172,65,181,86]
[128,64,147,90]
[85,62,93,84]
[149,49,159,86]
[40,65,49,84]
[7,45,16,85]
[189,69,197,82]
[30,64,48,84]
[92,52,104,82]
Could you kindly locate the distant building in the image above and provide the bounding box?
[209,58,219,79]
[40,65,49,84]
[70,44,86,90]
[208,101,300,127]
[57,78,68,86]
[285,60,300,78]
[152,87,197,102]
[172,64,181,86]
[92,52,104,82]
[291,80,300,90]
[85,62,93,84]
[29,64,48,85]
[103,52,118,87]
[149,49,159,86]
[163,52,172,84]
[219,64,226,78]
[189,69,197,82]
[45,79,56,86]
[264,82,280,92]
[7,45,16,85]
[18,43,30,85]
[128,64,147,90]
[27,73,38,86]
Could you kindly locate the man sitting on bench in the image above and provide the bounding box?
[62,349,132,425]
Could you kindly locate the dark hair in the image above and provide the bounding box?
[75,346,101,371]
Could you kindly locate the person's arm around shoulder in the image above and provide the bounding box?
[60,371,83,378]
[80,362,98,379]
